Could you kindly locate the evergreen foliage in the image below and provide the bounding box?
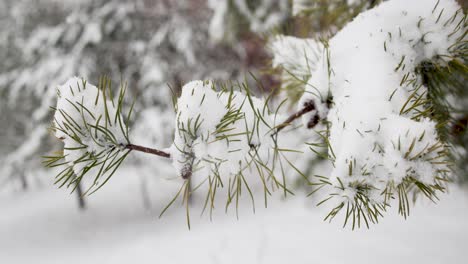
[0,0,249,191]
[44,0,467,228]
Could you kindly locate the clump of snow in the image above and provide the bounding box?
[170,80,313,196]
[54,77,127,175]
[170,80,264,181]
[297,0,463,205]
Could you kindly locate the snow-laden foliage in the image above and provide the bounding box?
[170,81,312,206]
[46,0,467,227]
[47,77,314,218]
[0,0,249,189]
[47,77,132,193]
[293,0,465,223]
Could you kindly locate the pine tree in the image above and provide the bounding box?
[44,0,467,228]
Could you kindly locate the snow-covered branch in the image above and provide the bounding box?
[293,0,465,225]
[44,0,467,228]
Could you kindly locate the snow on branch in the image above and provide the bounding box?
[46,77,311,211]
[44,76,170,194]
[167,80,316,217]
[296,0,465,226]
[44,0,466,228]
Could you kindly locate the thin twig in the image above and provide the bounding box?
[275,100,317,133]
[125,143,171,158]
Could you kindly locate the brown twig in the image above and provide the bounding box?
[125,143,195,180]
[275,100,317,133]
[125,143,171,158]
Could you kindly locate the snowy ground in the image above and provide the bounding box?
[1,166,467,264]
